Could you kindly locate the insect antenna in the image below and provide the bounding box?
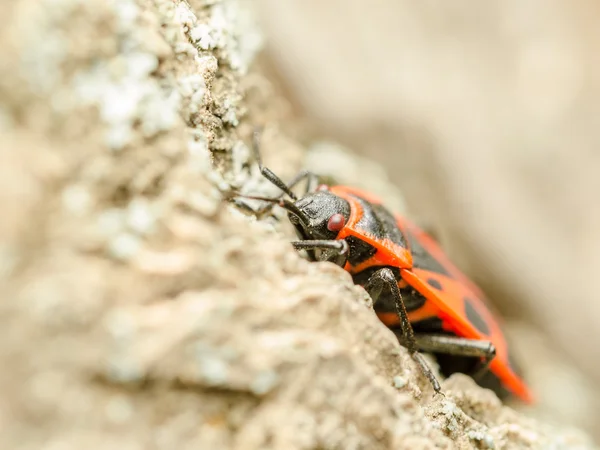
[231,193,310,225]
[252,129,298,200]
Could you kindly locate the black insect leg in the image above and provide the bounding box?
[292,240,349,266]
[290,170,319,195]
[395,333,496,381]
[287,169,320,196]
[365,268,442,394]
[413,334,496,380]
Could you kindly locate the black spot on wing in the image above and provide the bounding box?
[405,229,450,276]
[464,297,490,335]
[426,278,443,290]
[351,195,407,249]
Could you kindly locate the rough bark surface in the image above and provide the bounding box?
[0,1,596,449]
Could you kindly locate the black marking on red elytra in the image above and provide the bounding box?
[426,278,443,290]
[405,229,450,277]
[464,297,490,335]
[350,195,407,249]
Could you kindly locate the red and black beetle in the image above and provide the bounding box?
[234,132,534,403]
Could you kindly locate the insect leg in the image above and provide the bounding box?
[287,170,320,196]
[302,170,320,194]
[291,240,348,253]
[365,268,442,394]
[291,240,349,267]
[413,334,496,380]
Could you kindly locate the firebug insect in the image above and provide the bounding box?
[234,132,534,403]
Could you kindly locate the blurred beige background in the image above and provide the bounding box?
[256,0,600,430]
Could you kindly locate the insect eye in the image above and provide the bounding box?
[327,213,345,232]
